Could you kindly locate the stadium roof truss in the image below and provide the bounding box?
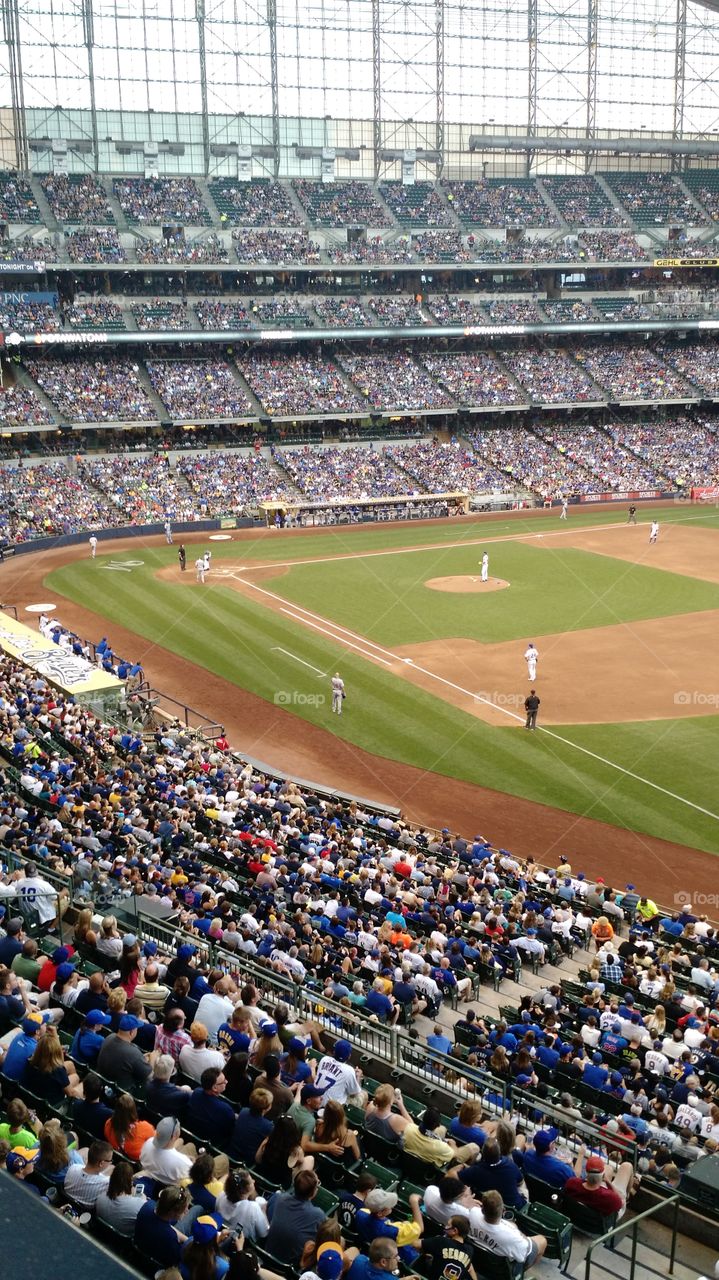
[0,0,719,177]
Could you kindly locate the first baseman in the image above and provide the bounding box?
[331,672,345,714]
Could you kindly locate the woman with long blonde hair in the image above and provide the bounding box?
[25,1026,82,1100]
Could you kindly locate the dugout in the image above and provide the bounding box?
[0,610,122,718]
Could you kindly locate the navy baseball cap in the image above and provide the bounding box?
[301,1083,329,1102]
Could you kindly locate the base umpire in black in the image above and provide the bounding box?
[525,689,540,730]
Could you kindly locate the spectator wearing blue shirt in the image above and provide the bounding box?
[365,980,397,1024]
[459,1137,527,1208]
[1,1010,48,1079]
[449,1099,487,1147]
[426,1026,453,1057]
[522,1129,575,1188]
[536,1036,561,1071]
[186,1067,236,1149]
[70,1009,112,1066]
[582,1052,610,1090]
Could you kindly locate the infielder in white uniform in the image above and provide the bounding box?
[481,553,489,583]
[331,672,345,714]
[560,498,568,520]
[649,521,659,544]
[89,534,98,558]
[164,519,173,545]
[524,643,539,681]
[202,551,211,574]
[195,556,206,583]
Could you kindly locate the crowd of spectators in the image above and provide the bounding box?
[326,237,413,266]
[293,180,392,227]
[0,382,54,429]
[367,296,428,327]
[131,301,191,332]
[0,462,113,540]
[211,178,298,227]
[542,300,595,324]
[78,454,198,524]
[442,179,557,227]
[386,438,509,492]
[40,175,114,225]
[65,228,126,264]
[249,298,312,327]
[195,300,253,331]
[0,643,715,1280]
[178,450,296,511]
[65,301,126,331]
[572,346,695,401]
[113,178,212,225]
[575,231,648,262]
[425,295,488,326]
[136,234,229,265]
[0,175,41,222]
[237,353,364,417]
[313,298,370,328]
[25,358,157,423]
[411,231,472,261]
[486,300,543,324]
[420,353,523,407]
[603,414,719,487]
[466,425,598,498]
[379,182,453,228]
[501,350,601,404]
[0,300,60,333]
[0,234,56,263]
[541,176,626,228]
[602,173,697,225]
[533,423,669,491]
[660,342,719,396]
[275,443,412,500]
[146,361,254,421]
[338,351,455,412]
[232,229,321,265]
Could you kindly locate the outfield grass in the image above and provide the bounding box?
[45,505,719,855]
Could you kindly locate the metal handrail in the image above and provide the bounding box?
[584,1193,680,1280]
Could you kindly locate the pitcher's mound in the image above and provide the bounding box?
[426,576,510,594]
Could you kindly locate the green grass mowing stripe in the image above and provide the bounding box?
[46,551,719,854]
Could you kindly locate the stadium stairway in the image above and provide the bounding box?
[536,180,568,229]
[16,363,66,424]
[99,177,129,231]
[30,176,60,234]
[566,1222,716,1280]
[675,175,716,226]
[593,175,635,229]
[135,361,171,421]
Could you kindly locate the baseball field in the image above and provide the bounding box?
[4,501,719,892]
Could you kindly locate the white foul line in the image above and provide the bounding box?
[280,608,394,667]
[270,646,326,677]
[236,573,719,825]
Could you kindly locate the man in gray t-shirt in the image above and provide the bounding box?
[265,1171,326,1265]
[97,1017,151,1091]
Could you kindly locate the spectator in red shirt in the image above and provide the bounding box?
[562,1150,636,1218]
[37,945,76,993]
